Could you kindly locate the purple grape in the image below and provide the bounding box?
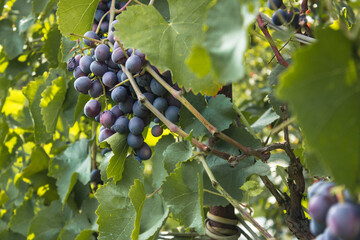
[111,86,128,102]
[120,72,130,86]
[165,106,180,123]
[111,48,127,65]
[118,96,134,113]
[308,180,326,199]
[153,97,168,112]
[125,55,142,74]
[129,117,145,135]
[79,55,94,74]
[84,31,100,48]
[90,169,102,183]
[143,92,155,104]
[106,58,119,70]
[88,79,103,98]
[136,74,152,87]
[94,9,105,22]
[84,99,101,118]
[73,66,88,79]
[67,57,76,71]
[114,41,121,49]
[127,133,144,149]
[166,94,182,108]
[95,44,110,62]
[326,203,360,239]
[100,110,116,128]
[110,105,123,118]
[267,0,283,10]
[100,21,109,33]
[74,55,82,66]
[98,128,115,142]
[151,125,163,137]
[272,9,287,26]
[102,71,118,88]
[135,142,152,160]
[95,114,100,122]
[97,1,109,11]
[154,117,160,123]
[150,79,167,96]
[308,194,335,223]
[310,219,326,236]
[132,100,149,118]
[74,76,92,94]
[133,49,146,63]
[92,23,98,32]
[90,61,108,77]
[111,116,129,134]
[110,19,119,31]
[108,31,115,44]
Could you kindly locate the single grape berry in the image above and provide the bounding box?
[310,219,326,236]
[166,94,182,108]
[132,100,149,118]
[128,117,145,135]
[111,116,129,134]
[153,97,168,112]
[84,99,101,118]
[136,74,152,87]
[308,180,326,199]
[84,31,100,48]
[110,105,124,118]
[67,57,76,71]
[143,92,155,104]
[94,9,105,22]
[79,55,95,74]
[308,194,336,223]
[127,133,144,149]
[74,76,92,94]
[272,9,287,26]
[125,55,142,74]
[133,49,146,63]
[90,61,108,77]
[165,106,180,123]
[111,86,128,103]
[88,79,104,98]
[106,58,119,70]
[118,96,134,114]
[100,110,116,129]
[101,148,112,156]
[111,48,126,64]
[151,125,163,137]
[73,66,87,79]
[150,79,167,96]
[135,143,152,160]
[100,21,109,33]
[95,44,111,62]
[267,0,283,10]
[111,19,119,31]
[90,169,102,184]
[98,128,115,142]
[102,71,118,88]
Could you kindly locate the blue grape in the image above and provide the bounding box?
[74,76,92,94]
[111,116,129,134]
[154,117,160,123]
[111,48,126,64]
[114,41,121,49]
[153,97,168,112]
[150,79,167,96]
[165,106,180,123]
[132,100,149,118]
[125,55,142,74]
[308,180,326,199]
[100,110,116,128]
[326,203,360,239]
[151,125,163,137]
[120,72,130,86]
[136,74,152,87]
[90,61,108,77]
[111,19,119,32]
[108,31,115,44]
[110,105,123,118]
[143,92,155,104]
[73,66,87,79]
[106,57,119,70]
[94,9,105,22]
[101,148,111,156]
[127,133,144,149]
[272,9,287,26]
[100,21,109,33]
[135,156,142,163]
[102,71,118,88]
[75,54,82,66]
[90,169,102,183]
[98,128,115,142]
[135,143,152,160]
[129,117,145,135]
[97,1,109,11]
[84,31,100,48]
[88,79,104,98]
[309,194,336,223]
[310,219,326,236]
[111,86,128,102]
[79,55,94,74]
[132,49,146,63]
[118,96,134,113]
[67,57,76,71]
[84,99,101,118]
[267,0,283,10]
[95,44,110,62]
[166,94,182,108]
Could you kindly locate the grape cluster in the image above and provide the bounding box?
[267,0,304,28]
[67,1,181,163]
[308,181,360,240]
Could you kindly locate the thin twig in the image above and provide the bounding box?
[70,33,102,44]
[146,186,161,199]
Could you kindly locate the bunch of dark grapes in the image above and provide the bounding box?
[267,0,304,28]
[307,181,360,239]
[67,1,181,163]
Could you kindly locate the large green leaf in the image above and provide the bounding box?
[163,140,192,173]
[115,1,223,95]
[48,139,91,205]
[28,201,72,240]
[57,0,100,38]
[42,24,62,67]
[179,93,236,136]
[0,20,24,60]
[202,0,259,83]
[129,179,146,240]
[8,200,34,236]
[161,160,205,234]
[277,29,360,191]
[0,230,26,240]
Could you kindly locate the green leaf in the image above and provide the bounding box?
[32,0,51,14]
[28,200,72,240]
[240,180,264,197]
[115,2,223,95]
[103,133,129,183]
[57,0,100,39]
[151,135,175,189]
[75,229,95,240]
[251,108,280,133]
[163,140,192,174]
[48,139,91,205]
[23,73,53,144]
[161,160,205,234]
[60,37,77,62]
[185,45,212,78]
[8,200,34,236]
[40,74,68,133]
[96,157,144,240]
[0,20,24,59]
[179,93,236,136]
[277,29,360,192]
[74,93,90,123]
[12,0,32,17]
[202,0,259,83]
[0,230,26,240]
[19,17,35,33]
[129,179,146,240]
[42,24,62,67]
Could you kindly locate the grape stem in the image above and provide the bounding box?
[256,14,289,68]
[144,64,266,161]
[233,104,260,141]
[116,40,129,58]
[70,33,102,44]
[121,65,237,163]
[198,155,274,240]
[96,10,110,34]
[91,121,97,170]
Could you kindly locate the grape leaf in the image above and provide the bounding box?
[32,0,51,14]
[42,24,61,67]
[0,230,26,240]
[28,201,72,240]
[115,1,223,95]
[251,108,280,133]
[163,140,192,174]
[60,37,77,62]
[57,0,100,39]
[129,179,146,240]
[8,199,34,236]
[179,93,236,137]
[202,0,259,83]
[74,93,90,123]
[40,74,68,133]
[277,29,360,192]
[48,139,91,205]
[0,19,24,60]
[161,160,205,234]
